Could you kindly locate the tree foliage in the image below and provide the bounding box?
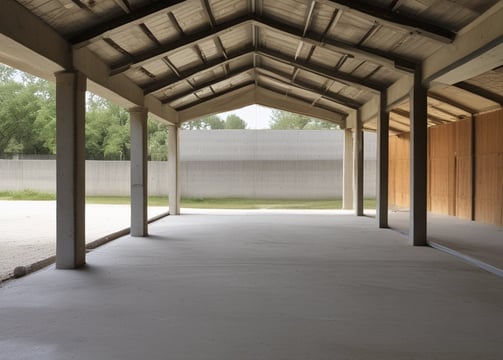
[0,64,169,160]
[182,114,247,130]
[268,110,338,130]
[224,114,247,129]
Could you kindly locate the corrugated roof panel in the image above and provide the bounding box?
[171,0,209,35]
[226,55,254,71]
[309,3,336,35]
[396,0,498,31]
[210,0,249,24]
[110,26,156,55]
[171,92,200,109]
[143,12,181,45]
[338,58,366,74]
[309,47,343,69]
[197,39,222,62]
[464,68,503,99]
[262,0,310,28]
[141,59,171,78]
[259,75,290,92]
[339,86,372,103]
[260,28,300,56]
[259,56,294,75]
[369,67,402,86]
[190,66,227,85]
[361,26,410,53]
[328,11,374,44]
[219,25,252,53]
[167,48,204,72]
[296,71,328,89]
[391,34,441,60]
[212,72,254,93]
[350,61,380,79]
[431,86,501,113]
[158,82,193,101]
[87,40,124,64]
[326,80,350,94]
[125,67,156,87]
[316,97,349,115]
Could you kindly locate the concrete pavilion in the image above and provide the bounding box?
[0,1,502,358]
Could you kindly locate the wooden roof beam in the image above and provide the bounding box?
[322,0,455,43]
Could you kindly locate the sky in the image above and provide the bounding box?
[219,105,274,129]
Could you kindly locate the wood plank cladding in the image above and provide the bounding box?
[388,133,410,209]
[475,110,503,226]
[428,119,472,219]
[387,108,502,227]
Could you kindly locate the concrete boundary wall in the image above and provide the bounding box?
[0,130,377,199]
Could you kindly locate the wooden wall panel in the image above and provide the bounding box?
[428,123,456,216]
[455,119,473,220]
[475,110,503,226]
[388,134,410,209]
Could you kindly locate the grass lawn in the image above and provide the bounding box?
[1,190,376,209]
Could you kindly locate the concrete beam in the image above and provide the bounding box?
[55,71,86,269]
[130,107,148,237]
[73,47,178,125]
[422,3,503,86]
[410,69,428,246]
[0,0,71,79]
[168,125,181,215]
[179,85,347,126]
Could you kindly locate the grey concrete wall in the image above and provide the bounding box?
[0,130,377,199]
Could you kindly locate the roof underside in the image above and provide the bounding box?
[7,0,503,132]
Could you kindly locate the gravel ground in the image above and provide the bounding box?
[0,200,168,280]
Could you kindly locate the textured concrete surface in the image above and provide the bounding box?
[1,212,502,359]
[0,131,378,198]
[0,201,167,280]
[388,210,503,271]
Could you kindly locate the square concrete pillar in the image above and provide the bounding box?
[55,71,86,269]
[130,107,148,237]
[342,128,354,210]
[168,125,180,215]
[353,113,364,216]
[377,93,389,228]
[410,69,428,246]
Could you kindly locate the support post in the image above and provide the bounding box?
[353,112,364,216]
[410,68,428,246]
[377,92,389,228]
[55,71,86,269]
[343,128,354,209]
[130,107,148,237]
[168,125,180,215]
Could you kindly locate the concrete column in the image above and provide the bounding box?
[353,113,364,216]
[410,69,428,246]
[55,71,86,269]
[130,107,148,237]
[168,125,180,215]
[342,128,354,209]
[377,93,389,228]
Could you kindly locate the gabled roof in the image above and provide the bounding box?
[3,0,503,131]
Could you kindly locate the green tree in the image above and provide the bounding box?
[224,114,247,129]
[148,119,168,161]
[0,65,56,156]
[182,115,225,129]
[269,110,338,130]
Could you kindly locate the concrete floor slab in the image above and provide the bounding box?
[388,210,503,271]
[1,213,502,359]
